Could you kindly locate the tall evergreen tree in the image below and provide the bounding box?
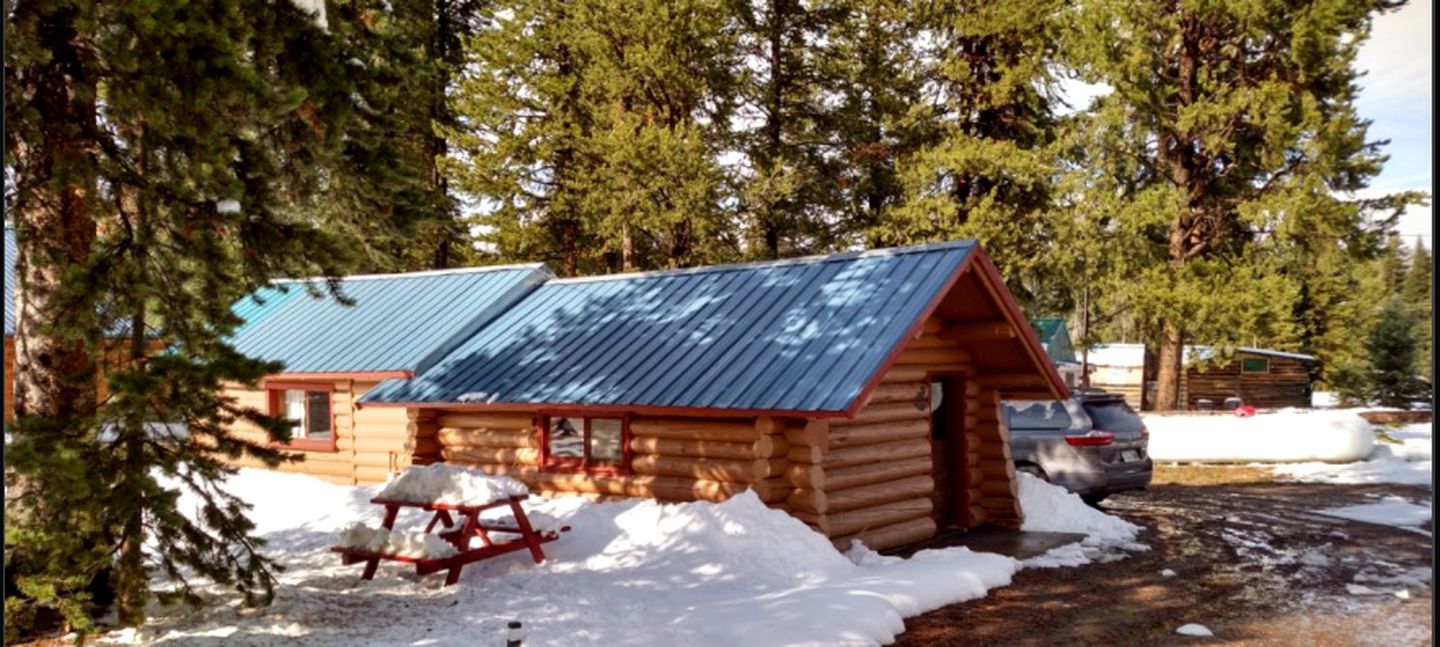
[447,0,601,276]
[734,0,841,258]
[1070,0,1404,410]
[1401,239,1432,379]
[887,0,1064,311]
[1367,297,1427,408]
[820,0,930,248]
[5,0,412,636]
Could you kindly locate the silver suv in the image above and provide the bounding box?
[1002,392,1152,504]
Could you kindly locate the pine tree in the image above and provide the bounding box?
[734,0,843,259]
[447,0,602,276]
[1069,0,1405,410]
[450,0,739,274]
[5,0,414,636]
[1368,297,1427,408]
[1401,239,1432,380]
[887,0,1064,311]
[820,0,930,248]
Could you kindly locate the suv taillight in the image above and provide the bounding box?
[1065,430,1115,446]
[1140,426,1149,441]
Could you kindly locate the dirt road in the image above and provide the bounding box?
[896,472,1433,646]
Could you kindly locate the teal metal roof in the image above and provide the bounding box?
[360,241,977,413]
[230,265,550,373]
[1031,317,1076,363]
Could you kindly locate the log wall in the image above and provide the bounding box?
[1182,354,1313,409]
[220,379,416,485]
[436,412,791,504]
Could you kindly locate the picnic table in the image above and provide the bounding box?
[331,494,567,586]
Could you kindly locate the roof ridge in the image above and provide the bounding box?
[269,262,548,285]
[548,239,978,285]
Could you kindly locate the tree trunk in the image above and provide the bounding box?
[762,0,785,260]
[114,306,147,626]
[10,1,101,428]
[621,222,636,271]
[1154,319,1185,411]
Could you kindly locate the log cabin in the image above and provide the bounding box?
[1084,342,1317,410]
[215,263,552,484]
[355,241,1070,551]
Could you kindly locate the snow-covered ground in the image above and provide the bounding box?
[110,467,1143,646]
[1316,497,1432,536]
[1145,409,1375,463]
[1273,422,1433,487]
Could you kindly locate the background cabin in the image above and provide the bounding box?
[1032,317,1082,389]
[1083,343,1316,411]
[357,241,1070,551]
[215,264,550,484]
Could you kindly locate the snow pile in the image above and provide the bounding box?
[376,463,529,506]
[1315,497,1432,535]
[1175,623,1214,637]
[126,468,1023,647]
[1145,409,1374,463]
[1016,473,1146,567]
[337,524,459,559]
[1272,422,1432,485]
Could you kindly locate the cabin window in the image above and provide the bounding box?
[1241,358,1270,374]
[267,383,335,452]
[542,414,629,473]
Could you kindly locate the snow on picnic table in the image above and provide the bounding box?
[114,466,1141,647]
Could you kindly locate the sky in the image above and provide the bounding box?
[1354,0,1432,247]
[1061,0,1433,248]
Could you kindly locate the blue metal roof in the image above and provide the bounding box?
[230,265,550,373]
[4,226,15,336]
[360,241,977,413]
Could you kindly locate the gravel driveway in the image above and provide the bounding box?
[896,472,1433,646]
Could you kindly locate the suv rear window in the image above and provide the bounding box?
[1083,400,1144,432]
[1004,401,1073,431]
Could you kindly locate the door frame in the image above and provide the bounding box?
[927,371,971,529]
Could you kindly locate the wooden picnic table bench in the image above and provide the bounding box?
[331,494,568,586]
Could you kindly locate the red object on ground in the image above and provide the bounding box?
[332,495,568,586]
[1234,405,1256,417]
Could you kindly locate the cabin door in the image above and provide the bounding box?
[930,376,970,529]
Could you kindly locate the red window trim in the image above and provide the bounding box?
[266,381,338,453]
[538,411,632,475]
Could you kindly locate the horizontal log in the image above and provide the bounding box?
[354,465,398,485]
[880,366,930,384]
[922,317,944,335]
[435,412,535,429]
[438,427,538,448]
[630,418,762,442]
[629,436,781,461]
[861,382,929,408]
[823,455,933,489]
[968,486,983,508]
[787,463,825,489]
[783,419,830,451]
[979,479,1018,497]
[440,446,540,466]
[939,322,1015,342]
[823,437,930,469]
[967,505,990,527]
[788,445,824,465]
[904,335,953,350]
[894,348,973,366]
[407,436,440,455]
[787,487,826,514]
[832,516,937,552]
[826,498,934,537]
[830,419,931,450]
[825,475,934,514]
[838,402,930,427]
[349,437,408,454]
[748,477,792,504]
[975,442,1009,460]
[1003,389,1058,400]
[630,455,784,484]
[962,380,982,397]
